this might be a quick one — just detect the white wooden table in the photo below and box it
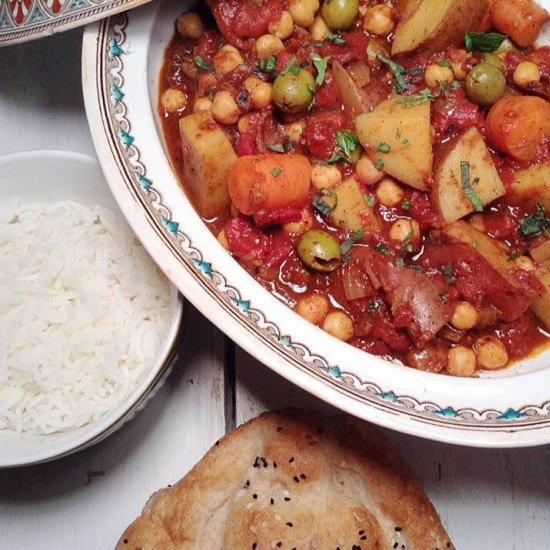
[1,28,550,550]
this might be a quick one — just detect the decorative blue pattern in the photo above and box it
[375,391,398,403]
[434,407,459,418]
[329,367,342,379]
[109,38,122,58]
[192,259,213,280]
[162,218,179,236]
[497,409,527,421]
[110,84,124,103]
[119,130,134,148]
[138,175,152,190]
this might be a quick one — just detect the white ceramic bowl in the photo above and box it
[82,3,550,447]
[0,150,183,467]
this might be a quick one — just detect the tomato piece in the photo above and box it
[305,112,347,160]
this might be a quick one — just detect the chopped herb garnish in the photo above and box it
[438,59,453,69]
[257,54,277,74]
[377,142,391,154]
[281,56,300,76]
[194,56,214,72]
[311,52,330,86]
[396,258,405,268]
[267,143,286,153]
[378,55,408,94]
[364,194,375,207]
[327,31,346,45]
[442,264,454,285]
[396,128,402,139]
[376,244,392,256]
[460,161,484,212]
[312,189,338,216]
[472,242,478,249]
[402,138,410,149]
[465,32,507,53]
[401,229,415,254]
[271,167,282,177]
[409,264,424,273]
[451,80,461,90]
[375,159,385,171]
[341,228,364,256]
[520,203,550,241]
[409,67,423,77]
[396,86,447,107]
[401,199,411,211]
[329,130,359,164]
[307,84,317,111]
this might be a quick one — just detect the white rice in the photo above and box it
[0,200,172,434]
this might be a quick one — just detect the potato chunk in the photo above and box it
[392,0,489,56]
[442,221,522,289]
[432,127,505,223]
[355,97,432,191]
[326,177,382,233]
[508,163,550,212]
[179,112,238,218]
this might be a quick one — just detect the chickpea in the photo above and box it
[425,63,455,88]
[362,4,394,36]
[475,335,509,370]
[244,76,263,93]
[295,293,330,324]
[237,114,251,134]
[449,50,470,80]
[177,12,204,39]
[310,16,329,41]
[283,208,315,235]
[284,122,305,143]
[289,0,320,27]
[255,34,285,60]
[447,346,477,377]
[389,219,420,242]
[211,91,240,125]
[321,310,355,341]
[161,88,187,113]
[193,97,213,113]
[251,82,273,109]
[513,61,541,88]
[376,178,404,207]
[311,163,343,190]
[268,10,294,39]
[515,255,535,271]
[451,301,479,331]
[213,44,244,75]
[356,154,385,185]
[218,229,229,250]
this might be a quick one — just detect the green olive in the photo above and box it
[484,53,507,74]
[321,0,359,31]
[273,69,316,114]
[297,230,342,272]
[465,62,506,106]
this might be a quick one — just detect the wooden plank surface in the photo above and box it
[0,29,228,549]
[235,347,550,550]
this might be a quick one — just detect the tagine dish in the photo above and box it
[157,0,550,378]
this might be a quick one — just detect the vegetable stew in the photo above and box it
[159,0,550,376]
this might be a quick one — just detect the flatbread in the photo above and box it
[116,409,454,549]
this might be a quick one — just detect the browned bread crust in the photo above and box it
[116,409,454,550]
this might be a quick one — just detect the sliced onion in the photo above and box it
[347,61,371,88]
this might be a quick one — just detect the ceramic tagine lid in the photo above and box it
[0,0,151,46]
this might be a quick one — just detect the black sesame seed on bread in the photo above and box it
[116,409,454,550]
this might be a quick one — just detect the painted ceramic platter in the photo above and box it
[0,0,150,47]
[83,0,550,447]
